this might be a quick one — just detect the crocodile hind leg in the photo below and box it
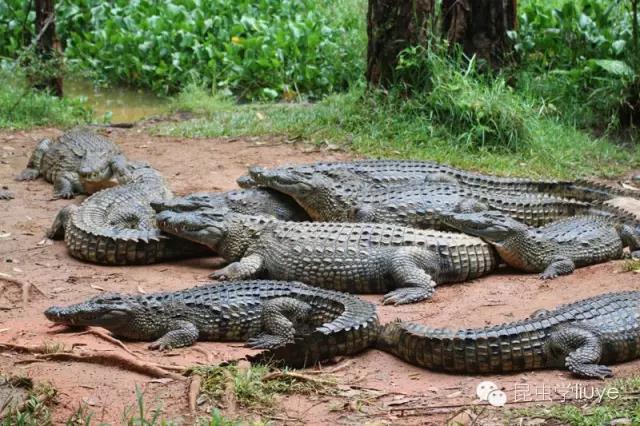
[16,138,51,181]
[148,320,199,350]
[618,224,640,259]
[549,325,613,379]
[539,256,575,280]
[383,248,439,305]
[47,205,78,239]
[210,254,265,280]
[246,297,313,349]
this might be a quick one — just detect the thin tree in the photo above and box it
[33,0,63,96]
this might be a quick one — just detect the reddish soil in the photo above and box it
[0,128,639,424]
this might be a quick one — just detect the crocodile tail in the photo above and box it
[555,179,640,203]
[64,222,210,265]
[588,202,640,226]
[376,320,548,374]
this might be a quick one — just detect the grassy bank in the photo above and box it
[159,81,639,180]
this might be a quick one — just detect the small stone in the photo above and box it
[609,419,632,426]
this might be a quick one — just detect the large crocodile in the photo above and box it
[44,280,380,367]
[48,161,210,265]
[441,210,640,279]
[248,167,595,228]
[16,129,128,198]
[156,210,497,305]
[376,291,640,378]
[151,188,310,222]
[239,160,639,202]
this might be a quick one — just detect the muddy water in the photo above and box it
[65,80,169,123]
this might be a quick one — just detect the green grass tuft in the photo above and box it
[507,377,640,426]
[0,67,92,130]
[193,364,334,413]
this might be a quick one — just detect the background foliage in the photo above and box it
[0,0,365,99]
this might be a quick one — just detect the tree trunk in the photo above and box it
[366,0,436,87]
[442,0,517,70]
[33,0,63,97]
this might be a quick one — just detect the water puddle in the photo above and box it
[65,80,169,123]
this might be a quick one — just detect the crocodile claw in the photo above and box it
[209,271,229,281]
[579,364,614,380]
[54,190,75,200]
[16,169,39,181]
[148,340,173,351]
[245,333,292,349]
[382,287,433,305]
[539,271,558,280]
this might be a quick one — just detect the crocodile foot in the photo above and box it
[572,364,614,380]
[246,333,293,349]
[148,340,174,351]
[382,287,434,305]
[53,190,76,200]
[539,271,558,280]
[16,168,40,181]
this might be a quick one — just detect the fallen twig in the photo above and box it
[35,352,184,380]
[188,374,202,414]
[74,329,140,359]
[0,343,62,354]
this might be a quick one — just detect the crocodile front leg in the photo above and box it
[210,253,265,280]
[383,248,439,305]
[539,256,575,280]
[148,320,199,350]
[16,138,51,181]
[47,204,78,239]
[53,172,81,199]
[246,297,313,349]
[549,325,613,379]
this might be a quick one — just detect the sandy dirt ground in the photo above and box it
[0,127,639,425]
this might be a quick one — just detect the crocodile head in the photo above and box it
[156,208,230,247]
[151,193,228,213]
[78,154,116,183]
[157,209,271,258]
[440,210,528,243]
[44,294,134,330]
[248,167,358,221]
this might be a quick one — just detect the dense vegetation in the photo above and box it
[0,0,364,99]
[0,0,638,177]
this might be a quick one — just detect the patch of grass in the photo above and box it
[0,67,92,130]
[506,377,640,426]
[159,79,639,179]
[0,378,56,426]
[621,259,640,273]
[193,363,334,413]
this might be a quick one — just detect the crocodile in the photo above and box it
[376,291,640,379]
[151,188,310,222]
[239,160,639,202]
[248,167,595,228]
[16,129,128,198]
[0,186,12,200]
[440,210,640,279]
[44,280,380,367]
[47,161,211,265]
[155,210,497,305]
